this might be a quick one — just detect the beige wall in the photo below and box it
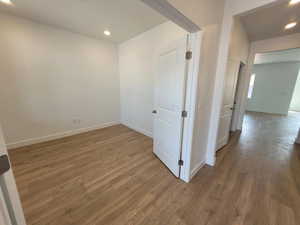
[0,13,120,148]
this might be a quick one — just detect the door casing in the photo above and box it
[0,126,27,225]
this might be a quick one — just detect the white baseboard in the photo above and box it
[205,154,216,166]
[190,161,205,179]
[121,121,153,138]
[7,121,119,149]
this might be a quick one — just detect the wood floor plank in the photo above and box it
[8,112,300,225]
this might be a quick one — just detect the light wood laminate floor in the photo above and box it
[9,112,300,225]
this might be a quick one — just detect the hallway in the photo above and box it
[8,112,300,225]
[215,111,300,224]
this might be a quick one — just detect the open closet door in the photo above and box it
[0,126,27,225]
[153,36,188,177]
[217,59,241,150]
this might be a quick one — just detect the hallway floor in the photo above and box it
[9,112,300,225]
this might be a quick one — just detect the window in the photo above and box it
[248,74,256,99]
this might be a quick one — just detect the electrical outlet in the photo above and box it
[73,119,81,125]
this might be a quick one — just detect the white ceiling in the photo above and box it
[254,48,300,64]
[0,0,168,43]
[240,1,300,41]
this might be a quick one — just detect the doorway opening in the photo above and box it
[217,60,246,151]
[243,48,300,143]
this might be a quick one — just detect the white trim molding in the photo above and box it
[190,161,205,180]
[6,122,119,149]
[121,122,153,138]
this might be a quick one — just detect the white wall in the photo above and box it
[246,62,300,115]
[290,70,300,112]
[0,13,120,148]
[190,25,220,171]
[119,21,186,137]
[228,18,250,63]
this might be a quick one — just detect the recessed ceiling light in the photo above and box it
[285,22,297,30]
[104,30,111,36]
[290,0,300,5]
[0,0,13,5]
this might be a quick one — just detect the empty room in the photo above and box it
[1,1,300,225]
[0,0,205,224]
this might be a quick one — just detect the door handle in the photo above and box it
[0,155,10,176]
[152,110,157,114]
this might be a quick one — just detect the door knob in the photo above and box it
[152,110,157,114]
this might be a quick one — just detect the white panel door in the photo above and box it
[217,59,240,150]
[0,126,27,225]
[153,37,187,177]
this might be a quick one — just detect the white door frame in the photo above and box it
[180,32,202,182]
[0,185,12,225]
[0,126,27,225]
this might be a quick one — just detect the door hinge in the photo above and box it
[178,159,184,166]
[182,110,188,118]
[186,51,192,60]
